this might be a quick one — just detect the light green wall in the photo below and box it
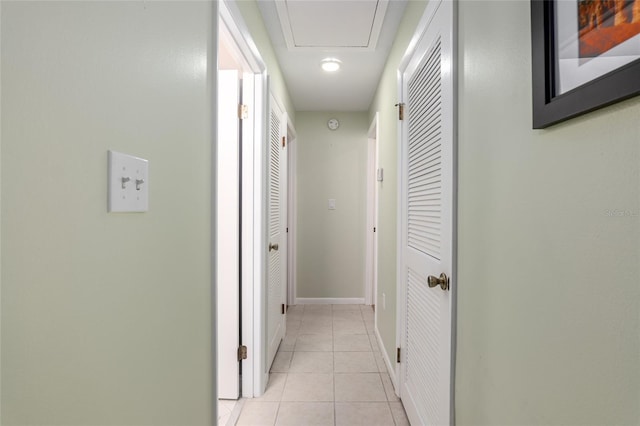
[1,2,215,424]
[367,0,428,369]
[456,1,639,423]
[235,0,296,124]
[296,112,369,299]
[371,0,639,422]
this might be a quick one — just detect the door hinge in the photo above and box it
[286,227,289,233]
[396,103,405,121]
[282,136,286,148]
[396,347,401,363]
[372,304,375,312]
[237,345,248,361]
[373,227,376,232]
[282,304,286,314]
[238,104,249,120]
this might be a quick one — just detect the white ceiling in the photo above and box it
[258,0,407,112]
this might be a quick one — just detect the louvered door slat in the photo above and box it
[267,95,286,370]
[407,36,443,261]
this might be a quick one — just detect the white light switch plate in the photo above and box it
[328,199,336,210]
[108,150,149,212]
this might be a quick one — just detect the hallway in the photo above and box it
[234,305,410,425]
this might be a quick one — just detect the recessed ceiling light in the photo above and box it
[321,58,341,72]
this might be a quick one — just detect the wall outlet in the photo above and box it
[382,293,386,310]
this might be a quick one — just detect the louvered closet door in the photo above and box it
[399,0,455,425]
[266,94,287,370]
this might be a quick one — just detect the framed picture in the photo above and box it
[531,0,640,129]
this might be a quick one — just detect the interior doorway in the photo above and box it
[365,113,380,310]
[217,0,269,406]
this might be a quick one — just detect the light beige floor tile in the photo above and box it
[389,401,411,426]
[335,402,395,426]
[217,411,230,426]
[289,351,334,373]
[280,335,297,352]
[369,334,381,352]
[334,373,387,401]
[236,401,279,426]
[303,309,333,318]
[334,334,372,352]
[364,319,375,332]
[288,305,304,313]
[333,319,367,335]
[334,351,378,373]
[275,402,334,426]
[286,312,303,323]
[217,400,233,426]
[374,351,388,373]
[286,320,301,336]
[380,373,400,401]
[270,351,293,373]
[332,310,363,320]
[300,321,333,335]
[295,334,333,351]
[281,373,334,401]
[304,304,332,312]
[255,373,287,401]
[332,304,362,311]
[302,314,333,324]
[361,309,374,320]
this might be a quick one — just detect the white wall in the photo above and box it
[296,112,369,299]
[1,2,215,424]
[456,1,639,423]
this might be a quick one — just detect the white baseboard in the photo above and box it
[295,297,365,305]
[375,327,398,395]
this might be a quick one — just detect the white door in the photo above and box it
[217,70,241,399]
[266,94,287,369]
[398,0,456,424]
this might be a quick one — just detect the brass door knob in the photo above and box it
[269,243,279,252]
[427,273,449,291]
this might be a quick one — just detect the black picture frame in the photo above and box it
[531,0,640,129]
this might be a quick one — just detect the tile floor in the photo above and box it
[234,304,410,426]
[218,399,242,426]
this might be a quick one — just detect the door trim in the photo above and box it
[395,0,458,422]
[219,0,268,399]
[286,117,297,307]
[365,113,380,308]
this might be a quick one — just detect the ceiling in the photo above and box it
[257,0,408,112]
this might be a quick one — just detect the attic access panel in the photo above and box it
[276,0,389,50]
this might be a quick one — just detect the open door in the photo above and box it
[397,0,456,424]
[217,69,241,399]
[266,94,287,369]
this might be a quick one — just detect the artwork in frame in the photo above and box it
[531,0,640,129]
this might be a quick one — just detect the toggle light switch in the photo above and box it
[108,150,149,212]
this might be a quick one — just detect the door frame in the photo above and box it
[395,0,458,421]
[286,118,298,307]
[219,0,269,398]
[365,113,380,308]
